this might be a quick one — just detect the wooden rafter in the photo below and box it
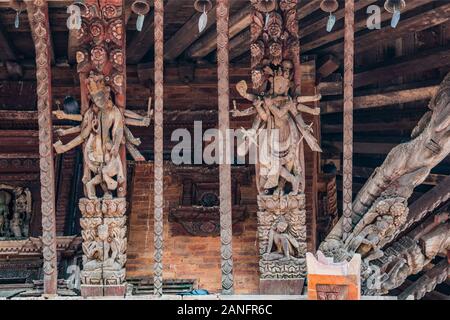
[305,0,432,53]
[126,0,178,64]
[323,1,450,55]
[164,3,218,61]
[187,4,252,60]
[354,45,450,89]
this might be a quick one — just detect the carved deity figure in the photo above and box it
[0,185,32,239]
[53,73,152,199]
[0,190,11,237]
[321,72,450,262]
[232,61,321,196]
[264,216,300,261]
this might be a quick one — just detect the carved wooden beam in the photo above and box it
[342,0,354,241]
[217,0,233,295]
[26,0,58,296]
[163,3,218,61]
[321,85,439,114]
[187,4,252,60]
[153,0,164,296]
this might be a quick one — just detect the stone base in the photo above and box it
[259,279,305,295]
[81,284,127,297]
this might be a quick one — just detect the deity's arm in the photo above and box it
[124,109,151,127]
[230,103,257,117]
[255,100,268,121]
[53,110,83,122]
[297,94,321,103]
[296,103,321,116]
[53,113,92,154]
[124,126,141,146]
[56,125,82,137]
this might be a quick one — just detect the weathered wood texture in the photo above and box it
[26,0,58,296]
[153,0,164,296]
[216,0,234,295]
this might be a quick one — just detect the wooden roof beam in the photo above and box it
[187,4,252,60]
[0,18,23,79]
[321,84,439,113]
[320,0,450,55]
[163,3,218,61]
[354,45,450,89]
[126,0,178,64]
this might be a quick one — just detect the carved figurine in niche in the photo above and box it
[232,60,321,196]
[0,185,32,239]
[264,216,300,261]
[53,72,152,199]
[0,190,11,237]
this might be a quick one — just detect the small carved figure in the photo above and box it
[0,185,32,239]
[0,190,11,237]
[264,216,300,261]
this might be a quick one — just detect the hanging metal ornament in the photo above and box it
[131,0,150,32]
[320,0,339,32]
[14,9,20,28]
[9,0,26,29]
[384,0,406,28]
[194,0,212,33]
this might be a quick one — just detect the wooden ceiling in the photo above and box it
[0,0,449,299]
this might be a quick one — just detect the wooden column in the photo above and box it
[153,0,164,296]
[342,0,354,241]
[26,0,58,296]
[216,0,234,295]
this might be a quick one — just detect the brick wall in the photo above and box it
[126,162,260,294]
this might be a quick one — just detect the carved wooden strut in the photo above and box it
[217,0,234,295]
[153,0,164,296]
[27,0,58,296]
[342,0,354,242]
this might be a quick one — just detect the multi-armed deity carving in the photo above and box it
[232,0,321,284]
[319,72,450,295]
[0,184,32,239]
[52,1,150,293]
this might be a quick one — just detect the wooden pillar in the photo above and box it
[342,0,354,241]
[26,0,58,296]
[153,0,164,296]
[216,0,234,295]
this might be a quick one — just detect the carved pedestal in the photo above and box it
[257,194,307,294]
[79,198,127,297]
